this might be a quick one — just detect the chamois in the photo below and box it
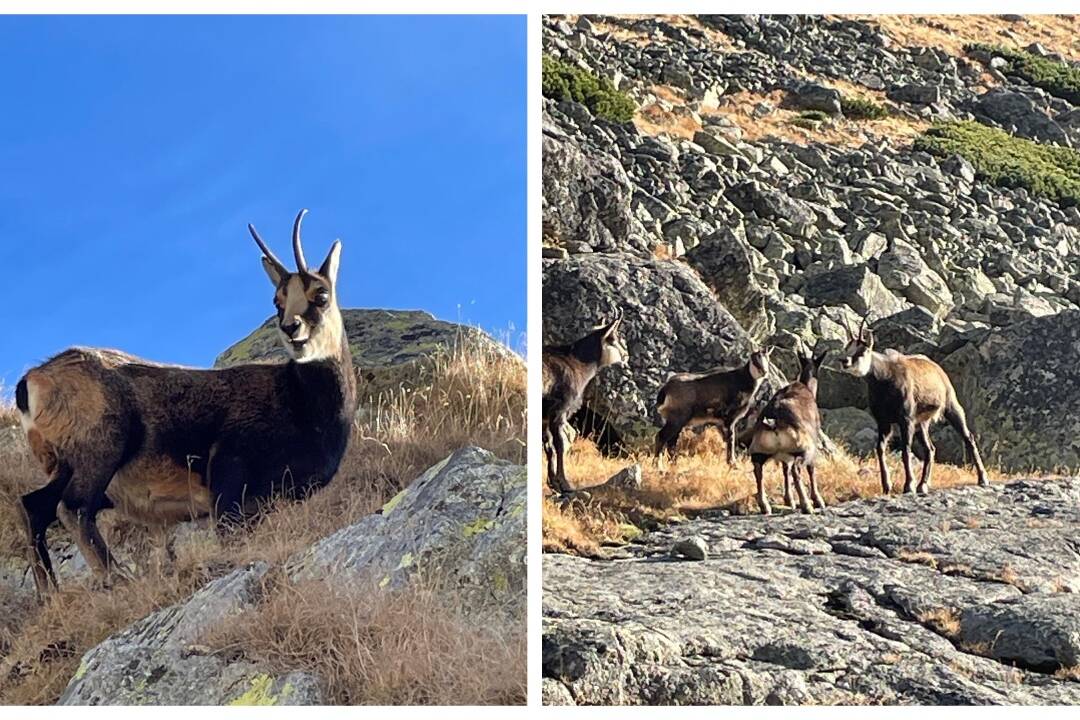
[837,313,989,495]
[654,348,772,466]
[542,315,628,495]
[15,210,357,601]
[748,343,828,515]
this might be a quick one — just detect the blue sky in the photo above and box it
[0,15,525,390]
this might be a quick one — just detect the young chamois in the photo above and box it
[542,315,628,495]
[15,210,357,601]
[748,342,828,515]
[654,348,772,466]
[837,313,989,495]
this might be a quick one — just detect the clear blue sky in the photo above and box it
[0,15,525,390]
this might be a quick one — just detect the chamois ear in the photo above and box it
[814,350,829,369]
[604,316,622,336]
[261,256,287,287]
[863,329,875,349]
[319,240,342,285]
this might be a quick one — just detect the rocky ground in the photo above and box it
[544,476,1080,705]
[542,14,1080,472]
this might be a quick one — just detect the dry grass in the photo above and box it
[917,607,962,637]
[542,431,1015,556]
[0,335,525,704]
[206,575,524,705]
[850,14,1080,63]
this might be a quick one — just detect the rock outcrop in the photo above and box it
[58,447,525,705]
[544,477,1080,705]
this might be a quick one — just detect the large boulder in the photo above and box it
[543,253,768,447]
[542,129,650,254]
[289,446,526,610]
[938,310,1080,472]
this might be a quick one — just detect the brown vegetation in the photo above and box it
[852,14,1080,63]
[0,336,525,704]
[543,431,1015,556]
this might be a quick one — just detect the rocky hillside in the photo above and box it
[544,476,1080,705]
[542,14,1080,472]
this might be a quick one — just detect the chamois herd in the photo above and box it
[543,312,989,514]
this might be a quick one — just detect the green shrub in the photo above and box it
[967,43,1080,106]
[797,109,830,122]
[541,55,635,124]
[914,120,1080,206]
[840,95,888,120]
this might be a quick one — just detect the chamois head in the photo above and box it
[249,209,345,362]
[795,341,828,395]
[748,347,773,381]
[836,313,874,377]
[597,313,628,368]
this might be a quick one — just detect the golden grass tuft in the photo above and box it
[206,576,525,705]
[917,607,962,638]
[542,431,1016,556]
[0,335,525,704]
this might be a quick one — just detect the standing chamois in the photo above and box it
[748,342,828,514]
[542,315,628,495]
[654,348,772,466]
[837,313,989,495]
[15,210,357,601]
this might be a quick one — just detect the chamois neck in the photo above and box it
[868,351,892,379]
[570,331,604,367]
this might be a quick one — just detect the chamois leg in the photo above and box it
[916,422,935,495]
[791,459,813,514]
[723,420,738,467]
[781,462,793,507]
[654,418,684,464]
[209,450,259,527]
[875,424,894,495]
[945,403,989,487]
[57,479,127,587]
[549,417,572,495]
[807,463,826,510]
[898,421,916,494]
[18,467,72,601]
[751,453,771,515]
[544,425,557,483]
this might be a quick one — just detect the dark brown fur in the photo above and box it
[748,347,827,515]
[542,319,626,495]
[654,350,770,466]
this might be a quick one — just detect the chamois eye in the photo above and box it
[313,290,330,307]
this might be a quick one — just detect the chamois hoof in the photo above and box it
[757,501,772,516]
[977,477,990,488]
[916,484,929,496]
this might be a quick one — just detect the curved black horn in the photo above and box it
[857,312,869,341]
[248,223,288,274]
[292,208,310,273]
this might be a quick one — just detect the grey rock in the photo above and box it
[802,265,905,320]
[289,446,526,609]
[545,478,1080,705]
[671,536,709,561]
[788,83,842,115]
[939,310,1080,472]
[685,228,773,341]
